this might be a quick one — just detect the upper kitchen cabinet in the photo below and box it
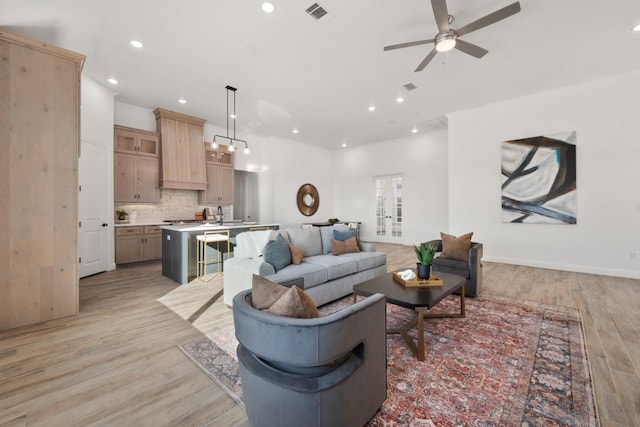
[153,108,207,190]
[0,30,85,331]
[114,125,160,203]
[200,143,235,205]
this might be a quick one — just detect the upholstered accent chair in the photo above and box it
[232,289,387,427]
[422,239,484,297]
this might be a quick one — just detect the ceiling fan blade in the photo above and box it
[431,0,451,33]
[456,2,521,37]
[383,39,435,51]
[415,48,438,72]
[454,38,488,58]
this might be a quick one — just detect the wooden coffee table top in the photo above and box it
[353,270,466,310]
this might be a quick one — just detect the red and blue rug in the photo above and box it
[179,294,599,426]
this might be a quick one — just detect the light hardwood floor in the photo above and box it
[1,243,638,426]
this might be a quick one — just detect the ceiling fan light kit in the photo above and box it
[384,0,521,71]
[435,31,457,52]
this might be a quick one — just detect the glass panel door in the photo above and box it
[373,174,403,242]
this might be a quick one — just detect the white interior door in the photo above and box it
[79,141,110,277]
[373,174,403,243]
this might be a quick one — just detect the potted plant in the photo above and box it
[413,243,437,280]
[116,209,128,221]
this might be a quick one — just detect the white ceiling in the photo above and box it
[2,0,640,149]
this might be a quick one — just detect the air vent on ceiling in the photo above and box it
[306,3,329,20]
[403,83,418,91]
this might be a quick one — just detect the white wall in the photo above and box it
[114,102,335,228]
[333,130,449,244]
[448,70,640,279]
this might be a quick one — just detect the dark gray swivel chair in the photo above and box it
[233,289,387,427]
[422,239,483,297]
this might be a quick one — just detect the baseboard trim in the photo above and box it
[484,256,640,280]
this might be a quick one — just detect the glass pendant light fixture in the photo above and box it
[210,85,250,154]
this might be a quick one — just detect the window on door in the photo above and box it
[373,174,403,242]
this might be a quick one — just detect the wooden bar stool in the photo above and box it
[196,230,230,282]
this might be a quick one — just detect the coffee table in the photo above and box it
[353,271,466,361]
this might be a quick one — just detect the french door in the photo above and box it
[373,174,403,243]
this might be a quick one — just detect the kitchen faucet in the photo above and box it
[217,205,223,225]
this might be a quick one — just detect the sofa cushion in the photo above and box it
[331,237,360,255]
[289,244,304,265]
[266,262,328,290]
[441,232,473,262]
[320,224,349,254]
[251,274,318,318]
[287,227,323,257]
[340,251,386,272]
[304,254,358,280]
[263,234,291,272]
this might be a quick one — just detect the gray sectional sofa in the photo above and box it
[223,225,387,306]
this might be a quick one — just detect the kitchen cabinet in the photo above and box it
[153,108,207,190]
[1,30,84,331]
[115,226,162,264]
[114,126,160,203]
[199,144,235,205]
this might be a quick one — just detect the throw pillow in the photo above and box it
[440,232,473,262]
[251,274,318,318]
[263,234,292,272]
[333,229,356,242]
[331,236,360,255]
[266,285,319,319]
[251,274,289,310]
[289,244,304,264]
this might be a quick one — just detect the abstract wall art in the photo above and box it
[501,131,577,224]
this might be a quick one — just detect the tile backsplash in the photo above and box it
[115,189,233,223]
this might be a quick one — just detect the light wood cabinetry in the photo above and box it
[115,226,162,264]
[153,108,207,190]
[199,144,235,205]
[0,30,85,331]
[114,126,160,203]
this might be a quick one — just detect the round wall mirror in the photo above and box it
[297,183,319,216]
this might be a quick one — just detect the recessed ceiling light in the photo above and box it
[178,99,186,104]
[130,40,143,48]
[412,127,418,134]
[292,128,299,134]
[396,97,404,103]
[262,2,275,13]
[107,78,118,85]
[368,106,376,112]
[633,24,640,32]
[342,142,347,148]
[230,114,236,119]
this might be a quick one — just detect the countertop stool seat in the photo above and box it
[196,230,230,282]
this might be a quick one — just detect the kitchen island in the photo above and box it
[161,222,279,284]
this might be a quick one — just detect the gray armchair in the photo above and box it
[422,239,483,297]
[233,289,387,427]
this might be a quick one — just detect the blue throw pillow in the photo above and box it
[333,229,356,242]
[263,234,292,272]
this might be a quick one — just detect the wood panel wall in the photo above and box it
[0,30,85,331]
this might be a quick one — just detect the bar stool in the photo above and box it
[196,230,230,282]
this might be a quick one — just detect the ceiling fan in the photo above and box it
[384,0,521,72]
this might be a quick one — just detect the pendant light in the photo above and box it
[211,85,250,154]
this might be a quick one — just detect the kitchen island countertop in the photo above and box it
[160,222,279,232]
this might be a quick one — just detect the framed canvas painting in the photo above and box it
[501,131,577,224]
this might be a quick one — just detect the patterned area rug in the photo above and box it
[178,294,599,426]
